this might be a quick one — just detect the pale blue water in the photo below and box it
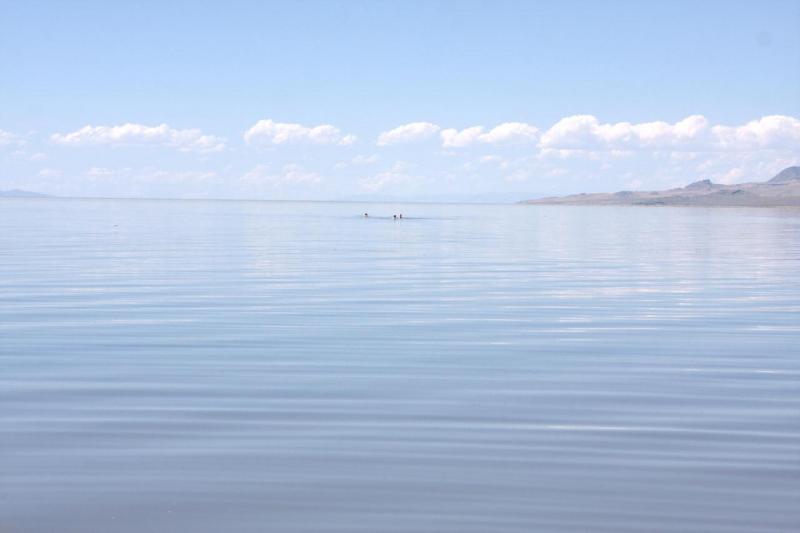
[2,198,799,533]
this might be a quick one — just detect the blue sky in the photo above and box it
[1,0,798,200]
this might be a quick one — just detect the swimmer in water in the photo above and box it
[393,215,397,220]
[399,214,403,219]
[364,213,368,217]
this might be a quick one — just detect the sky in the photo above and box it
[1,0,799,201]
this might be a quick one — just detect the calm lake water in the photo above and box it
[2,198,799,533]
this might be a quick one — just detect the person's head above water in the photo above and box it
[393,214,397,219]
[364,213,368,217]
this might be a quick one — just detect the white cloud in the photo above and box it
[441,122,539,147]
[22,114,799,200]
[384,114,794,152]
[440,126,484,148]
[539,114,711,151]
[359,161,418,192]
[86,167,115,177]
[244,119,356,146]
[537,148,594,160]
[712,115,800,150]
[0,129,15,146]
[377,122,440,146]
[51,123,226,153]
[537,114,800,152]
[37,168,62,177]
[690,151,800,187]
[481,122,540,144]
[716,167,746,185]
[504,169,533,182]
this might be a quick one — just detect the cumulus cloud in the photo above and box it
[712,115,800,150]
[537,114,800,152]
[381,115,799,152]
[440,126,483,148]
[51,123,226,153]
[441,122,539,147]
[539,115,711,151]
[244,119,356,146]
[481,122,540,144]
[377,122,440,146]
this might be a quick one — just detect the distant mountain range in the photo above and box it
[523,166,800,207]
[0,189,51,198]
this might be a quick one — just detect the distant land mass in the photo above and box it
[0,189,51,198]
[523,166,800,207]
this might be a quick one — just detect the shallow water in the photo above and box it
[2,198,799,532]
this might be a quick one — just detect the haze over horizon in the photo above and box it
[2,0,799,201]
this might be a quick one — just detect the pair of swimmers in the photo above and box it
[363,213,403,219]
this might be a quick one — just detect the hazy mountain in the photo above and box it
[0,189,51,198]
[768,166,800,184]
[523,167,800,207]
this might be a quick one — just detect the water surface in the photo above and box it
[2,199,799,532]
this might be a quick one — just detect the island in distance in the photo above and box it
[0,189,51,198]
[523,166,800,207]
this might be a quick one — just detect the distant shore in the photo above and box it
[522,166,800,208]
